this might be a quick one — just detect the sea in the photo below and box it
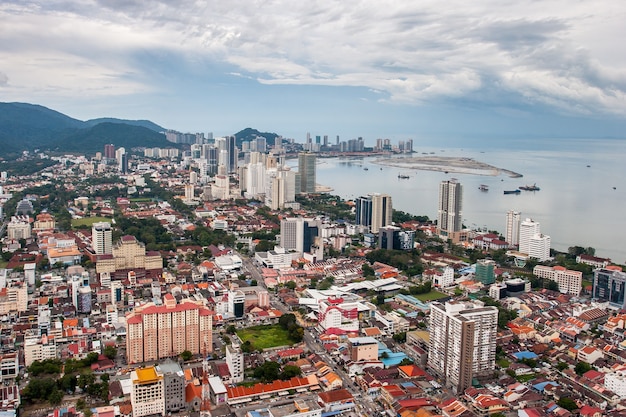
[289,137,626,263]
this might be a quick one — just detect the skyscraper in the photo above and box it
[515,222,552,261]
[505,210,522,246]
[92,222,112,255]
[355,195,373,227]
[371,193,392,233]
[438,180,463,236]
[226,135,237,173]
[297,152,316,194]
[428,301,498,394]
[104,143,115,159]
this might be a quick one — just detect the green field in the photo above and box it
[414,290,449,302]
[71,217,113,228]
[236,325,294,350]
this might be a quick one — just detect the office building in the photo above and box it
[348,337,379,362]
[371,193,392,233]
[428,301,498,394]
[297,152,316,194]
[378,226,414,250]
[104,143,115,159]
[279,218,322,259]
[131,366,165,417]
[437,180,463,236]
[475,259,496,285]
[533,265,582,296]
[528,234,551,261]
[592,268,626,309]
[505,210,521,247]
[126,296,213,364]
[227,135,237,173]
[355,195,373,228]
[92,222,112,255]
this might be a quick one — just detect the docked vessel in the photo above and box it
[504,189,521,194]
[519,184,540,191]
[479,184,489,191]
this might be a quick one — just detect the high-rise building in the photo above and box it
[227,136,237,173]
[593,267,626,309]
[297,152,316,194]
[519,218,540,255]
[371,193,392,234]
[355,195,373,228]
[130,366,165,417]
[92,222,112,255]
[104,143,115,159]
[226,343,244,383]
[533,265,582,296]
[437,180,463,235]
[505,210,521,247]
[428,301,498,394]
[528,234,551,261]
[125,297,213,364]
[475,259,496,284]
[280,218,319,255]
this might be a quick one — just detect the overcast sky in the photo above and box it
[1,1,626,143]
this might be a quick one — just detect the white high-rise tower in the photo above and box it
[437,180,463,235]
[505,210,522,246]
[92,222,112,255]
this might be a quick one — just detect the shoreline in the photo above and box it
[372,156,523,178]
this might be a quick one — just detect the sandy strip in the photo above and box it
[372,156,523,177]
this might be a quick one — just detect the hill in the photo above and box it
[51,123,170,154]
[0,102,170,157]
[84,118,164,132]
[234,127,279,148]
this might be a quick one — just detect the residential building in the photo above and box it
[226,343,244,383]
[505,210,521,247]
[428,301,498,394]
[131,366,165,417]
[6,216,31,240]
[518,218,540,255]
[605,368,626,398]
[533,265,582,296]
[528,233,551,261]
[355,195,373,228]
[437,180,463,236]
[0,353,19,383]
[593,267,626,309]
[125,296,213,364]
[279,217,322,260]
[296,152,316,194]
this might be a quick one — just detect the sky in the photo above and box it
[1,0,626,143]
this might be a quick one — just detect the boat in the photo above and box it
[398,174,410,179]
[504,189,521,195]
[587,165,591,168]
[363,167,368,171]
[479,184,489,191]
[519,184,540,191]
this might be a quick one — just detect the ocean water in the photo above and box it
[291,138,626,263]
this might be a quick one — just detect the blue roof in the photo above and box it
[533,381,560,392]
[512,351,538,360]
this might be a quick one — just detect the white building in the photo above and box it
[317,297,360,332]
[528,234,551,262]
[518,218,541,255]
[226,343,244,383]
[605,368,626,399]
[438,180,463,235]
[533,265,582,296]
[131,367,165,417]
[92,222,112,255]
[428,301,498,394]
[6,216,31,240]
[505,210,521,247]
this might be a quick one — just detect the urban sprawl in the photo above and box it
[0,132,623,417]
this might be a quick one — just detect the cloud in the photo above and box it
[0,0,625,118]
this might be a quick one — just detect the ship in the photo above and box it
[363,167,368,171]
[519,184,540,191]
[478,184,489,191]
[503,189,521,195]
[398,174,410,179]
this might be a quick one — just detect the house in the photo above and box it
[317,389,355,413]
[578,346,603,365]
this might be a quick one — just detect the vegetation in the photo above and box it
[392,210,429,223]
[114,216,174,250]
[252,361,302,383]
[295,193,352,220]
[237,324,296,351]
[365,249,424,276]
[71,216,113,228]
[414,290,449,302]
[557,397,578,411]
[575,361,592,376]
[278,313,304,343]
[479,297,518,329]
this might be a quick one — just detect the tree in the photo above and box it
[253,361,281,382]
[575,361,591,376]
[556,362,568,371]
[280,365,302,380]
[226,325,237,335]
[392,332,407,343]
[103,345,117,360]
[361,263,375,278]
[285,281,297,290]
[48,389,64,405]
[557,397,578,411]
[180,350,193,361]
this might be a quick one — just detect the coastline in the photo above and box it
[372,156,523,178]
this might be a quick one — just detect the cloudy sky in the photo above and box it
[1,0,625,142]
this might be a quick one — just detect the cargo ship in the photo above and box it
[503,189,521,195]
[519,184,540,191]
